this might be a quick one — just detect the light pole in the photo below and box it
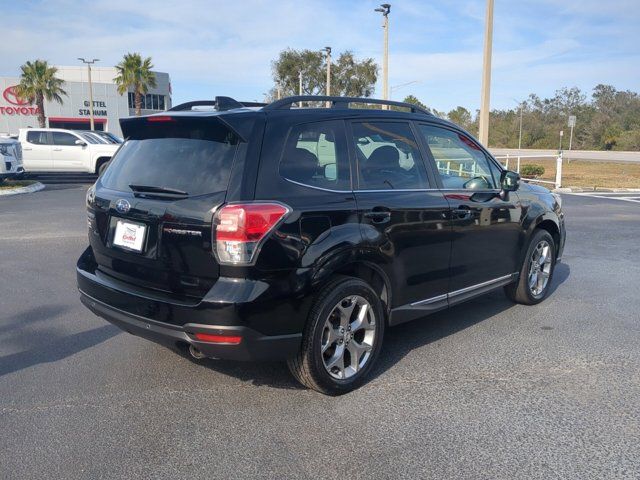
[299,71,303,96]
[478,0,494,145]
[78,57,99,130]
[375,4,391,104]
[512,99,524,150]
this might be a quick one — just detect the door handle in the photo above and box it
[364,208,391,224]
[453,206,473,220]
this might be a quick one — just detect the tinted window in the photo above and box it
[419,125,499,190]
[280,120,350,190]
[52,132,81,146]
[26,131,49,145]
[352,121,428,190]
[100,118,239,196]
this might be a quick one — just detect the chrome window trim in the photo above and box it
[282,177,352,194]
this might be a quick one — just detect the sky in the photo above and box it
[1,0,639,113]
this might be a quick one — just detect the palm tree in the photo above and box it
[15,60,67,128]
[114,53,157,116]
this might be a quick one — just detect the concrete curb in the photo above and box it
[0,182,45,197]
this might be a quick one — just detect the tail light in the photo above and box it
[213,202,290,265]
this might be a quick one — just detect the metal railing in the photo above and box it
[494,151,563,189]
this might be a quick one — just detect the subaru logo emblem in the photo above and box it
[115,199,131,214]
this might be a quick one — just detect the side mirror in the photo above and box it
[75,139,87,147]
[323,163,337,181]
[501,170,520,192]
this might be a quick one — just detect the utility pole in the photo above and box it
[299,71,303,95]
[78,58,99,130]
[322,47,331,107]
[478,0,494,145]
[375,4,391,105]
[518,103,523,150]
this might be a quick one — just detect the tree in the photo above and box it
[447,106,473,131]
[270,48,377,99]
[15,60,66,128]
[402,95,444,117]
[114,53,157,116]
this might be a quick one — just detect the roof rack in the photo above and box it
[169,96,267,112]
[263,95,433,116]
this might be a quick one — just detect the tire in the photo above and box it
[97,160,110,176]
[505,229,556,305]
[287,276,385,395]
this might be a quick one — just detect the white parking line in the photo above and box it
[564,192,640,204]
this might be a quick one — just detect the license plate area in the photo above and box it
[112,219,148,253]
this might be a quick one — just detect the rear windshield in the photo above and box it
[100,118,239,196]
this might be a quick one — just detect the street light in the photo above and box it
[78,57,99,131]
[375,4,391,104]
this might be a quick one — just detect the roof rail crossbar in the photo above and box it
[169,96,266,112]
[263,95,433,116]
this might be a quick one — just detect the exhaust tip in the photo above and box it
[188,344,206,360]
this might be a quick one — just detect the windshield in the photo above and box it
[100,118,239,196]
[78,132,101,144]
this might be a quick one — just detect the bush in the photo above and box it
[520,164,545,177]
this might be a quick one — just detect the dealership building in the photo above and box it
[0,66,172,137]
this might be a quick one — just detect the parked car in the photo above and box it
[19,128,119,174]
[77,95,566,395]
[0,135,24,180]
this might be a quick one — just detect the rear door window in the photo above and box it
[100,117,239,196]
[351,121,429,190]
[279,120,350,190]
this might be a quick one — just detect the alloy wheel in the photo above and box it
[321,295,376,380]
[528,240,553,296]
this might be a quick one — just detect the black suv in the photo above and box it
[77,95,566,394]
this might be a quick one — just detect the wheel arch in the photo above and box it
[94,156,112,174]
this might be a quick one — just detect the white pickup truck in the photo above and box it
[19,128,120,174]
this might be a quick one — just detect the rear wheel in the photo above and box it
[288,276,385,395]
[505,229,556,305]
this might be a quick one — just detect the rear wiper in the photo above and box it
[129,184,189,196]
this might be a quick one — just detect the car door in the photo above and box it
[51,131,87,171]
[417,123,523,300]
[21,130,52,171]
[349,120,452,322]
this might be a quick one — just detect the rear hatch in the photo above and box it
[88,115,241,299]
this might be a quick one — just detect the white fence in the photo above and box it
[494,152,563,189]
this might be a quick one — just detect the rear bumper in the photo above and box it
[79,290,301,361]
[77,246,305,361]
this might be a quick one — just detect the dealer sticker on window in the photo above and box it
[113,220,147,252]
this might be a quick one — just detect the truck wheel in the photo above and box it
[504,229,556,305]
[97,160,110,176]
[287,276,385,395]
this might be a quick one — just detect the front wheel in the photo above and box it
[288,276,385,395]
[505,229,556,305]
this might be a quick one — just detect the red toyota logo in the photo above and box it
[3,86,29,106]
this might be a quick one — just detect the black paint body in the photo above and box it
[77,105,566,360]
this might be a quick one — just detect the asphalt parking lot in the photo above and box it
[1,185,639,479]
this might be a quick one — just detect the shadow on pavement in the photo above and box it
[0,324,120,377]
